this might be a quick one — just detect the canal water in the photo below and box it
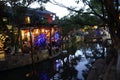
[0,44,104,80]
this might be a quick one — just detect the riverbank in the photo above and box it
[87,58,117,80]
[0,50,61,71]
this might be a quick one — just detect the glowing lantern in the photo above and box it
[25,16,31,24]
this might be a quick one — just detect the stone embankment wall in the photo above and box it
[0,51,49,71]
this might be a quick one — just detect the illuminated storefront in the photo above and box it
[0,34,9,60]
[20,26,61,53]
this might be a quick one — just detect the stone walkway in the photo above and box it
[87,59,106,80]
[87,58,118,80]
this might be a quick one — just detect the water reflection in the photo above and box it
[50,44,104,80]
[75,50,88,80]
[50,49,91,80]
[25,43,104,80]
[52,57,78,80]
[0,44,104,80]
[38,71,49,80]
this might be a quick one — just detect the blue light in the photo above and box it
[38,71,49,80]
[54,31,60,42]
[34,34,47,47]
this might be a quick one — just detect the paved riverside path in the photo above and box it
[87,57,118,80]
[87,59,106,80]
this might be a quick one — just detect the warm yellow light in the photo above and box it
[21,30,25,40]
[25,73,30,77]
[25,16,31,24]
[21,30,31,41]
[7,25,12,30]
[0,40,4,50]
[41,28,44,33]
[51,28,54,35]
[27,32,30,37]
[47,33,50,37]
[0,52,5,61]
[82,29,85,32]
[3,17,7,22]
[34,29,39,34]
[45,30,48,33]
[93,25,98,29]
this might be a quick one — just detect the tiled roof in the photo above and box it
[27,8,55,15]
[35,9,55,15]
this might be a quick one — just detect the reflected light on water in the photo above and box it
[75,50,85,57]
[75,50,88,80]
